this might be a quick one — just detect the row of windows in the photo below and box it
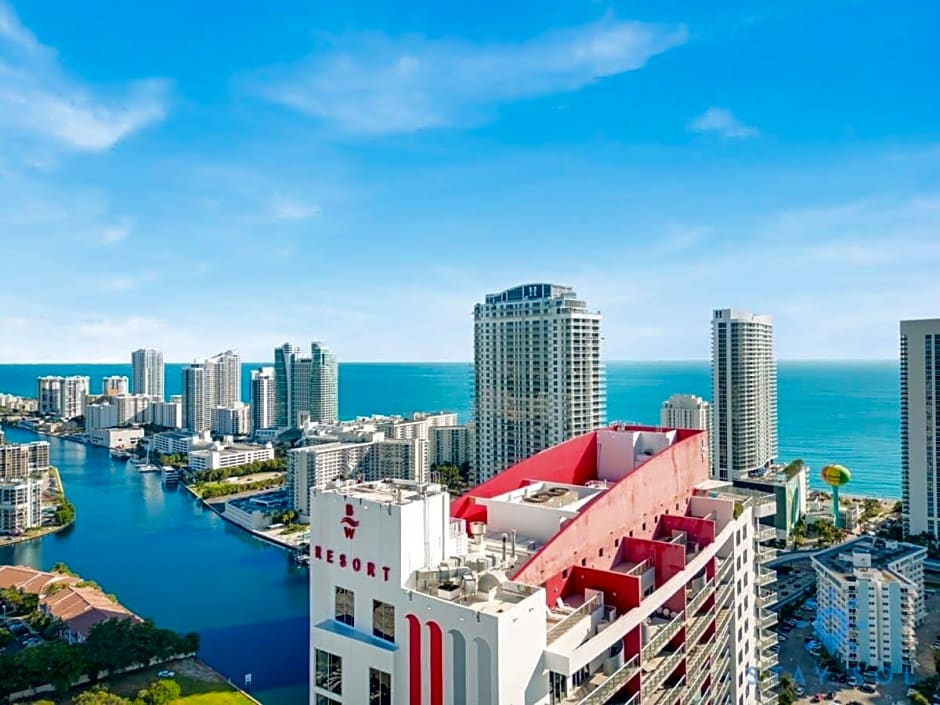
[335,586,395,643]
[314,649,391,704]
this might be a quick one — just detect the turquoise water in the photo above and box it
[0,361,900,497]
[0,361,900,703]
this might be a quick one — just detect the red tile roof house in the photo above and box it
[0,565,141,644]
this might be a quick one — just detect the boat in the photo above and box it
[111,450,132,461]
[137,464,160,473]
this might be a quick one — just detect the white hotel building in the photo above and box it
[308,425,779,705]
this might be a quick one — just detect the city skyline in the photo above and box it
[1,1,938,364]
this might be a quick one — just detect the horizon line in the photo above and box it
[0,358,900,365]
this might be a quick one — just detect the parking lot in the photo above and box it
[777,592,940,705]
[0,616,43,653]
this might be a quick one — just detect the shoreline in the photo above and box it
[0,464,74,546]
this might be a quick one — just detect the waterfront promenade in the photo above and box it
[0,427,308,705]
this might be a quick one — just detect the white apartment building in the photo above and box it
[149,398,183,429]
[37,376,89,419]
[0,440,49,479]
[84,402,119,432]
[662,394,711,475]
[115,394,152,426]
[101,375,129,397]
[474,283,606,483]
[250,367,276,432]
[813,537,926,674]
[131,348,165,399]
[288,438,427,521]
[207,349,242,409]
[0,394,38,412]
[88,427,144,450]
[307,426,777,705]
[711,309,778,481]
[188,441,275,472]
[211,403,251,437]
[0,478,43,535]
[429,424,473,468]
[900,318,940,537]
[182,363,209,433]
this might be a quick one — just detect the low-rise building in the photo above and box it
[152,430,211,456]
[88,427,145,450]
[813,536,926,674]
[188,440,275,472]
[0,393,38,412]
[212,403,251,437]
[224,490,290,531]
[733,460,808,541]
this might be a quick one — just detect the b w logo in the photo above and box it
[341,503,360,539]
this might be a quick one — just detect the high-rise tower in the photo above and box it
[473,283,605,483]
[310,342,338,424]
[250,367,276,432]
[711,308,777,481]
[131,348,164,400]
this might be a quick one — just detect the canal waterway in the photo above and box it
[0,426,308,705]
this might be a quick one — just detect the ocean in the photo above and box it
[0,360,901,498]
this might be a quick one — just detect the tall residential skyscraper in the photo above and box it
[900,318,940,537]
[206,350,241,409]
[37,376,89,419]
[310,342,338,424]
[473,283,605,482]
[131,348,165,400]
[101,376,129,397]
[274,341,339,428]
[181,363,209,433]
[274,343,301,428]
[711,308,778,481]
[250,367,276,432]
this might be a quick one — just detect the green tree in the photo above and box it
[911,692,930,705]
[0,626,12,648]
[74,687,132,705]
[52,561,76,576]
[778,674,796,705]
[137,679,181,705]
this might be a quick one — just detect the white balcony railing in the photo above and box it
[687,578,715,615]
[547,594,603,645]
[642,610,685,661]
[643,647,685,694]
[571,655,640,705]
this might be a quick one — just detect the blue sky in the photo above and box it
[0,0,938,363]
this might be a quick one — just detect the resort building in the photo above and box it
[101,375,129,397]
[307,424,779,705]
[0,439,49,479]
[473,283,606,483]
[88,427,144,450]
[132,348,165,399]
[151,430,211,456]
[900,318,940,538]
[187,440,275,472]
[711,309,777,482]
[251,366,277,432]
[84,401,119,432]
[37,375,89,420]
[812,536,926,674]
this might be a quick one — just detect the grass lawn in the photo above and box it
[60,662,255,705]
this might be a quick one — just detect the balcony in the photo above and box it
[564,655,640,705]
[716,557,733,584]
[645,675,685,705]
[757,568,776,587]
[716,606,732,634]
[687,578,715,615]
[688,643,711,674]
[716,582,733,607]
[756,525,776,542]
[687,612,713,646]
[547,594,604,645]
[760,611,777,629]
[686,655,711,699]
[643,647,685,694]
[758,546,778,564]
[758,629,777,651]
[759,650,779,670]
[760,673,780,694]
[757,588,777,608]
[642,610,685,661]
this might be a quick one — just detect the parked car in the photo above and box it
[157,670,175,678]
[826,692,836,700]
[811,695,824,703]
[859,684,876,694]
[796,687,806,697]
[847,676,860,687]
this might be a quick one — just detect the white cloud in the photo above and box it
[0,1,169,152]
[269,194,321,220]
[251,19,688,134]
[100,225,130,244]
[688,107,758,138]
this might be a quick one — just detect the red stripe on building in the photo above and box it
[406,614,421,705]
[428,621,443,705]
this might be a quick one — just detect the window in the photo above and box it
[373,600,395,643]
[315,649,342,694]
[369,668,392,705]
[335,586,354,626]
[316,696,340,705]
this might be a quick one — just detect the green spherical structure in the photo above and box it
[820,464,851,488]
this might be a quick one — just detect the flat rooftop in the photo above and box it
[814,536,926,582]
[322,478,446,506]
